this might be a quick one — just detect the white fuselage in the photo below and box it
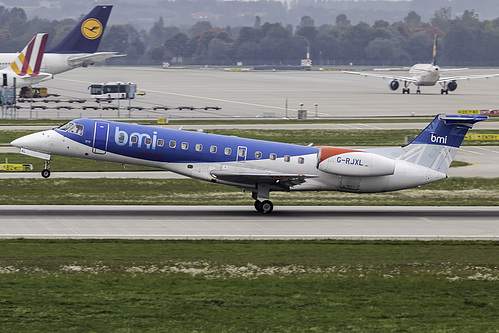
[409,63,441,86]
[0,53,90,76]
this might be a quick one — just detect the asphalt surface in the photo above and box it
[0,205,497,240]
[6,66,499,119]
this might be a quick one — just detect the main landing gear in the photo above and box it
[41,159,51,178]
[402,81,412,94]
[252,184,274,214]
[254,199,274,214]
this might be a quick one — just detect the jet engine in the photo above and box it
[448,80,457,91]
[389,80,399,91]
[318,151,396,177]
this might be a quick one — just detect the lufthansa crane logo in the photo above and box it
[81,18,103,40]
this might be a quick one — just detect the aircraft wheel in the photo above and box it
[259,200,274,214]
[41,169,51,178]
[254,200,263,213]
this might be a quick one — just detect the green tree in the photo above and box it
[101,25,129,53]
[165,32,189,63]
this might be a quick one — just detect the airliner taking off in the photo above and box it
[0,5,118,76]
[11,114,486,213]
[347,35,499,94]
[1,33,52,88]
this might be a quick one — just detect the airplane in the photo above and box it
[346,34,499,94]
[11,114,486,214]
[0,5,119,76]
[1,33,52,88]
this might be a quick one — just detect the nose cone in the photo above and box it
[11,130,53,152]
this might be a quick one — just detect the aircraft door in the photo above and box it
[92,122,109,154]
[237,146,247,162]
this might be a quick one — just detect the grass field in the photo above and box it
[0,239,498,332]
[0,177,498,206]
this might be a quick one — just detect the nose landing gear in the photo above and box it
[41,159,51,178]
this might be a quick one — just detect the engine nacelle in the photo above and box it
[318,152,396,177]
[448,80,457,91]
[389,80,399,91]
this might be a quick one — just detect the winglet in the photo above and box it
[9,33,49,77]
[46,5,112,54]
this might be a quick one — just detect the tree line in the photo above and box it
[2,6,499,67]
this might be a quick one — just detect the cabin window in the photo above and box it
[238,149,246,157]
[224,147,232,155]
[157,139,164,147]
[210,146,217,153]
[255,151,262,159]
[145,137,152,145]
[68,124,84,136]
[195,144,203,151]
[270,153,277,161]
[298,157,305,164]
[284,155,290,162]
[182,142,189,150]
[169,140,176,148]
[130,136,138,143]
[118,134,125,143]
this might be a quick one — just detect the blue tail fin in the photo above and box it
[401,114,487,173]
[46,5,112,54]
[431,34,437,66]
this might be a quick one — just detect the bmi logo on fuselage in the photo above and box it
[114,127,157,149]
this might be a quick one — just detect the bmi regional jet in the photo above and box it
[0,5,118,76]
[346,35,499,94]
[11,114,486,213]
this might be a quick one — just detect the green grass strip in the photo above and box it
[0,239,497,331]
[0,177,498,205]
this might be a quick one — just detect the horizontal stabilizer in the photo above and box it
[68,52,123,66]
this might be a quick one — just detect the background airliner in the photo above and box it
[11,114,486,213]
[1,33,52,88]
[0,5,118,76]
[347,35,499,94]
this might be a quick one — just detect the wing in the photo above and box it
[211,170,317,190]
[438,73,499,83]
[68,52,125,67]
[345,71,417,83]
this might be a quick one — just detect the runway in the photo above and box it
[0,205,497,240]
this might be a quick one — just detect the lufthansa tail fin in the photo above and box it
[46,5,112,54]
[431,34,437,66]
[400,114,487,173]
[8,33,49,77]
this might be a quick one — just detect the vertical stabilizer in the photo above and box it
[9,33,48,77]
[431,34,437,66]
[46,5,112,54]
[400,114,487,173]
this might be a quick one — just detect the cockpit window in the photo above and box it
[58,122,74,131]
[68,124,84,136]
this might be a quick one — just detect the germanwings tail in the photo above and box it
[46,5,112,54]
[9,33,48,77]
[400,114,487,173]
